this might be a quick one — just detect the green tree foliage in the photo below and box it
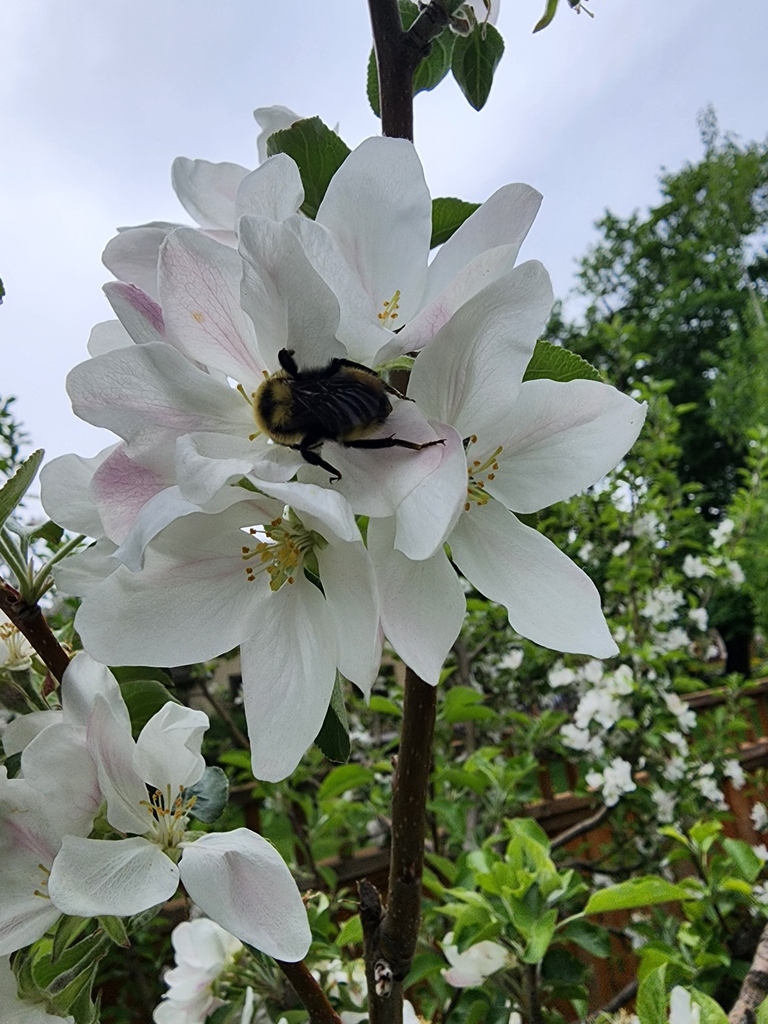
[553,110,768,512]
[0,396,27,477]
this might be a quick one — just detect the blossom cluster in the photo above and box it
[0,654,310,975]
[40,110,647,785]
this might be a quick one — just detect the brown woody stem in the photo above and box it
[275,960,343,1024]
[0,583,70,682]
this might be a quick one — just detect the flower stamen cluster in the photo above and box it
[465,439,502,511]
[240,513,320,590]
[378,289,401,324]
[138,784,196,852]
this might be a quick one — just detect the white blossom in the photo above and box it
[441,933,511,987]
[751,803,768,832]
[664,693,697,733]
[688,608,708,631]
[726,560,746,585]
[498,648,524,671]
[0,613,35,672]
[651,788,676,823]
[153,919,243,1024]
[710,519,734,549]
[682,555,714,579]
[612,540,630,557]
[723,759,746,790]
[586,758,636,807]
[641,587,685,624]
[670,987,700,1024]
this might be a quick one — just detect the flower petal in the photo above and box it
[253,104,303,164]
[317,137,431,322]
[104,281,166,344]
[135,703,209,793]
[235,154,304,221]
[368,518,465,685]
[171,157,249,231]
[451,500,618,657]
[102,222,180,300]
[48,836,179,917]
[159,228,266,389]
[40,449,114,538]
[408,261,554,445]
[88,319,133,356]
[180,829,310,960]
[241,580,336,782]
[87,694,149,835]
[487,379,648,513]
[175,431,299,507]
[61,652,130,731]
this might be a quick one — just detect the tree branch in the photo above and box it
[0,582,70,682]
[275,960,343,1024]
[550,804,609,851]
[729,921,768,1024]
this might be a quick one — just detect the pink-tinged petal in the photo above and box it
[315,540,381,696]
[392,422,467,561]
[241,581,336,782]
[0,773,63,954]
[40,449,114,538]
[87,319,133,356]
[66,343,253,457]
[254,105,303,163]
[21,724,100,838]
[235,154,304,221]
[176,432,299,507]
[239,216,345,372]
[62,651,130,731]
[451,500,618,657]
[48,836,178,917]
[179,829,310,960]
[87,694,149,834]
[2,710,63,757]
[102,222,180,300]
[368,518,465,685]
[159,228,266,390]
[422,183,542,307]
[111,486,208,571]
[317,137,431,322]
[135,703,209,793]
[74,511,275,668]
[287,216,388,365]
[90,444,169,544]
[408,262,554,445]
[171,158,249,231]
[486,380,648,514]
[104,281,165,344]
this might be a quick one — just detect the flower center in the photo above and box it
[139,784,196,851]
[0,619,34,670]
[240,511,319,591]
[377,289,401,327]
[464,436,502,512]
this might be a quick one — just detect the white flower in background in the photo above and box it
[726,560,746,585]
[560,724,604,757]
[548,663,577,688]
[641,587,684,624]
[0,613,35,671]
[574,690,625,730]
[664,693,696,733]
[612,540,630,557]
[752,882,768,905]
[663,757,687,783]
[368,260,646,683]
[682,555,714,579]
[651,788,677,823]
[751,803,768,832]
[578,542,594,562]
[631,512,662,540]
[723,759,746,790]
[47,686,310,960]
[254,105,303,163]
[670,987,700,1024]
[586,758,636,807]
[663,731,690,757]
[153,918,243,1024]
[499,648,524,671]
[441,933,511,987]
[693,766,726,809]
[754,844,768,863]
[651,627,691,654]
[604,664,634,696]
[0,956,75,1024]
[581,659,604,685]
[688,608,708,631]
[710,518,734,549]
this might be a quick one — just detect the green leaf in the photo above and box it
[431,197,481,248]
[367,48,381,118]
[522,908,558,963]
[266,117,350,219]
[368,694,402,716]
[691,990,730,1024]
[523,340,603,383]
[0,448,43,527]
[118,678,180,736]
[559,919,611,957]
[755,994,768,1024]
[97,916,130,947]
[187,766,229,823]
[451,23,505,111]
[336,914,363,947]
[584,877,693,915]
[318,763,374,801]
[314,674,350,763]
[533,0,560,33]
[443,685,496,724]
[636,965,667,1024]
[541,947,588,984]
[27,519,65,546]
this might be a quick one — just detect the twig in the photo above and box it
[599,980,638,1015]
[729,922,768,1024]
[275,960,343,1024]
[550,804,610,851]
[198,678,250,749]
[0,582,70,682]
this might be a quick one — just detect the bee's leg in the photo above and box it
[381,381,414,402]
[344,436,446,452]
[291,439,343,483]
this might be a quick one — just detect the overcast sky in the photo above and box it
[1,0,767,474]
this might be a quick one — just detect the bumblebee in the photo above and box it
[253,348,445,482]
